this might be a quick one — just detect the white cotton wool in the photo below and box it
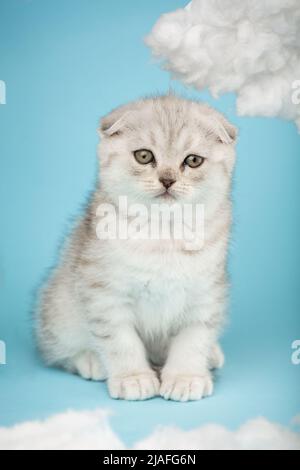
[0,410,124,450]
[146,0,300,131]
[0,411,299,450]
[135,417,300,451]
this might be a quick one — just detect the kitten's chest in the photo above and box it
[114,243,199,328]
[133,267,189,341]
[133,267,188,311]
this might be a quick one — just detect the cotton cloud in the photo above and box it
[0,410,124,450]
[136,417,300,450]
[0,410,299,450]
[145,0,300,131]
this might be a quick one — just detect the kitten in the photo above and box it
[36,95,237,402]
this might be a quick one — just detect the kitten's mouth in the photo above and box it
[157,190,176,200]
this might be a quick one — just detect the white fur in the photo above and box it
[36,95,237,401]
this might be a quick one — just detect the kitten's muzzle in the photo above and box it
[159,176,176,189]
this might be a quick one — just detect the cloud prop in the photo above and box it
[0,410,300,450]
[146,0,300,131]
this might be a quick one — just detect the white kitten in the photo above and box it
[36,95,237,401]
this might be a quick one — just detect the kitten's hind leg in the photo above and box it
[209,343,225,370]
[65,351,107,381]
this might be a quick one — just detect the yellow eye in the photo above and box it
[134,149,155,165]
[184,155,205,168]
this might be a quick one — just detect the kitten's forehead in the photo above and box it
[136,118,199,159]
[135,97,206,135]
[100,95,237,148]
[128,99,218,158]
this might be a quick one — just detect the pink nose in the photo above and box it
[159,177,176,189]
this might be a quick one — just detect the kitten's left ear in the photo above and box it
[209,117,238,163]
[215,117,238,145]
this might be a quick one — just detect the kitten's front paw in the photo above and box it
[108,372,160,401]
[160,373,213,402]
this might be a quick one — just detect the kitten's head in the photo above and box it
[98,95,237,206]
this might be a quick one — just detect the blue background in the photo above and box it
[0,0,299,446]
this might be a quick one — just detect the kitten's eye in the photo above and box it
[184,155,205,168]
[133,149,155,165]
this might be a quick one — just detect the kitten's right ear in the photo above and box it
[98,109,131,138]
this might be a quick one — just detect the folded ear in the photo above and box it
[98,104,136,138]
[98,110,127,137]
[208,116,238,163]
[214,116,238,145]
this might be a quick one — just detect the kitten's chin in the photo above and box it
[155,191,195,204]
[156,192,177,202]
